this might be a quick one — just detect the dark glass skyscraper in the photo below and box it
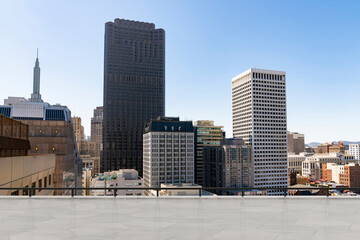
[102,19,165,175]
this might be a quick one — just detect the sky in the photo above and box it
[0,0,359,143]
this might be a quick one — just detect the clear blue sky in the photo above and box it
[0,0,359,143]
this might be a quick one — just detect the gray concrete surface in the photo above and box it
[0,197,359,239]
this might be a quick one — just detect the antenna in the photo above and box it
[37,48,39,58]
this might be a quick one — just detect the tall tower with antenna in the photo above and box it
[30,49,43,102]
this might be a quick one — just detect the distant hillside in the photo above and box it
[306,142,321,148]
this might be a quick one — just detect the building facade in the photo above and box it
[194,120,224,186]
[322,162,360,187]
[288,154,309,173]
[203,138,252,194]
[232,68,288,193]
[0,115,30,157]
[302,153,357,180]
[143,117,194,192]
[349,144,360,161]
[287,132,305,154]
[103,19,165,175]
[72,117,84,153]
[91,106,103,158]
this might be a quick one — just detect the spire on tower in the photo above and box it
[30,48,43,102]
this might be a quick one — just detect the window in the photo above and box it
[32,182,36,195]
[11,190,19,196]
[44,177,47,188]
[39,179,42,192]
[49,174,52,186]
[23,185,29,196]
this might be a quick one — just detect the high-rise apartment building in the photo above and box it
[194,120,224,185]
[287,131,305,154]
[91,106,103,158]
[232,68,288,193]
[143,117,194,192]
[349,144,360,160]
[103,19,165,175]
[72,116,84,152]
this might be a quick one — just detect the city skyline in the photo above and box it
[1,0,360,143]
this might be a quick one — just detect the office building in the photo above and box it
[72,117,84,152]
[103,19,165,175]
[349,144,360,161]
[232,68,288,193]
[203,138,252,194]
[0,54,80,194]
[287,131,305,154]
[194,120,224,185]
[322,162,360,187]
[91,106,103,158]
[302,153,357,180]
[143,117,194,193]
[90,169,144,196]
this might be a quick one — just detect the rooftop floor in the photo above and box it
[1,196,360,239]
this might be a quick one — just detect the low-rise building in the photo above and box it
[302,153,357,180]
[90,169,144,196]
[315,142,345,154]
[322,163,360,187]
[160,183,202,196]
[288,154,307,173]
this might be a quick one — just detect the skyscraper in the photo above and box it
[232,68,288,194]
[102,19,165,175]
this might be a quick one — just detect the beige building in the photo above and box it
[288,153,310,173]
[72,116,84,152]
[91,106,103,159]
[0,154,56,196]
[90,169,144,196]
[80,141,96,156]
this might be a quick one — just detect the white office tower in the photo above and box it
[232,68,288,194]
[349,144,360,161]
[143,117,195,195]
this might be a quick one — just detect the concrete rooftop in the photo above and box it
[1,197,360,240]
